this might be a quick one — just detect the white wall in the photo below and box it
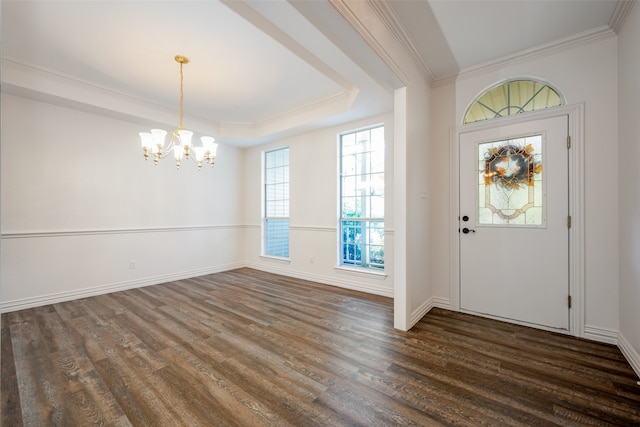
[617,3,640,376]
[430,82,457,306]
[1,94,245,310]
[429,36,620,341]
[243,113,395,297]
[405,83,433,318]
[332,1,435,330]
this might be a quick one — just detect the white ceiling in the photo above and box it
[1,0,625,147]
[390,0,621,79]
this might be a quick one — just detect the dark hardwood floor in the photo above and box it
[2,268,639,426]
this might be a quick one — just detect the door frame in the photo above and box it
[450,103,585,337]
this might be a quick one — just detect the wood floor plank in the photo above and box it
[10,317,126,425]
[157,344,287,427]
[3,267,640,426]
[315,379,444,427]
[93,354,177,426]
[416,313,638,399]
[1,313,23,426]
[218,356,346,427]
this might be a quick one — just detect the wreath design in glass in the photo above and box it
[478,137,544,226]
[484,144,542,189]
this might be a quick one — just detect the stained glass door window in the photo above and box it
[477,134,545,227]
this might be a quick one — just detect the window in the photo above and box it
[464,79,563,124]
[478,134,544,226]
[339,125,384,270]
[264,147,289,258]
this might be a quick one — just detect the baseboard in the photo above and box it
[432,297,452,310]
[408,297,434,329]
[618,332,640,380]
[243,262,394,298]
[0,262,243,313]
[584,324,619,345]
[1,262,391,312]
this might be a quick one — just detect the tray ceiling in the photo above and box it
[1,0,626,146]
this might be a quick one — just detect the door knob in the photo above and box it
[462,215,469,222]
[462,227,475,234]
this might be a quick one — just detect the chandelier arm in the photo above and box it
[157,130,178,159]
[139,55,217,170]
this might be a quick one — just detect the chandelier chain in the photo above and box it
[179,61,184,130]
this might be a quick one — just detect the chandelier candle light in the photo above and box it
[139,55,218,169]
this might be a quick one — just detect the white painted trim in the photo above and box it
[2,58,358,142]
[329,0,409,86]
[450,104,585,338]
[368,0,434,84]
[445,27,615,84]
[0,262,243,313]
[568,104,586,338]
[1,225,244,239]
[258,255,291,264]
[393,87,409,330]
[334,266,387,279]
[609,0,638,34]
[409,297,434,328]
[219,84,360,139]
[289,225,394,235]
[450,125,461,312]
[289,225,336,233]
[371,1,622,89]
[618,332,640,380]
[244,262,393,298]
[432,297,452,310]
[583,325,619,345]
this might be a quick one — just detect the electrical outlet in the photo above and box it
[129,260,136,269]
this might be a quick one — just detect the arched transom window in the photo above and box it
[464,79,564,124]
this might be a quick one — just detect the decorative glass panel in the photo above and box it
[464,79,563,124]
[477,134,544,227]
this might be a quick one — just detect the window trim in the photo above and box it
[338,124,385,271]
[463,78,566,125]
[262,146,290,259]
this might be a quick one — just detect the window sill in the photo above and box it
[259,255,291,264]
[334,266,387,279]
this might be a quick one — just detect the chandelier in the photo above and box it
[139,55,218,170]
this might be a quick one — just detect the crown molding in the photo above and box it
[1,58,221,134]
[431,73,459,89]
[450,25,616,83]
[329,0,409,86]
[219,84,359,139]
[2,58,358,144]
[367,0,435,85]
[609,0,638,34]
[343,0,620,89]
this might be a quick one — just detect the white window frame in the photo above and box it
[338,125,385,271]
[263,147,290,259]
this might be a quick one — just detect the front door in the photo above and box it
[459,115,569,330]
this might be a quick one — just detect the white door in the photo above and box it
[459,115,569,330]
